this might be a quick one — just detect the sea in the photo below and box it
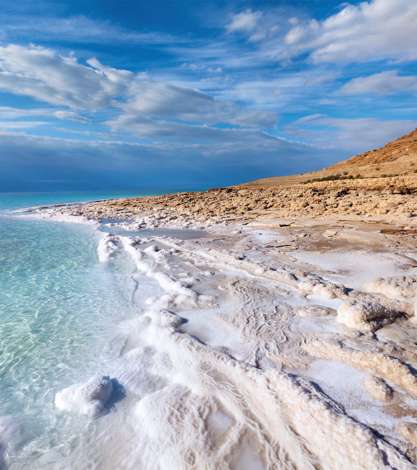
[0,191,157,468]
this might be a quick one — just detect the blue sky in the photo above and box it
[0,0,416,191]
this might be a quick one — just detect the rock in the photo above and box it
[323,229,338,238]
[335,188,349,197]
[55,375,116,418]
[337,300,404,332]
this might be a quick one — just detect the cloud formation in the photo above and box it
[0,44,277,146]
[109,80,277,141]
[0,13,180,46]
[341,71,417,95]
[226,9,261,33]
[0,132,336,191]
[283,0,417,63]
[0,44,131,109]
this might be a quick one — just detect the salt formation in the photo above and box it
[97,233,122,262]
[76,225,417,469]
[24,205,417,468]
[337,299,404,331]
[55,376,115,418]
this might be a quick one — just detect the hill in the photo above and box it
[244,128,417,188]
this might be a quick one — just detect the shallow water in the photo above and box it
[0,192,153,467]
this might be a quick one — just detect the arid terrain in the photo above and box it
[42,128,417,226]
[23,129,417,469]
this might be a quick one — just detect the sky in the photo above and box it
[0,0,416,191]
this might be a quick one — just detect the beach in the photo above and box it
[11,183,417,469]
[1,0,416,467]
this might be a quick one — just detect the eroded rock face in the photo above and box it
[55,376,116,418]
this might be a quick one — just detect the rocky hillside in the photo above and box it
[329,127,417,174]
[245,128,417,188]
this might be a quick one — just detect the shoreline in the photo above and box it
[12,191,417,468]
[20,170,417,231]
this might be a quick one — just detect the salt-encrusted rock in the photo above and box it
[300,277,347,299]
[337,300,403,332]
[158,310,186,329]
[364,376,394,402]
[97,234,121,263]
[55,375,115,418]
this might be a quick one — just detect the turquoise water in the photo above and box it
[0,191,150,212]
[0,192,152,467]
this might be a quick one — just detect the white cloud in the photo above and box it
[226,10,262,33]
[0,106,87,121]
[109,117,270,143]
[341,70,417,95]
[284,0,417,63]
[0,106,50,119]
[226,71,336,108]
[226,9,281,43]
[0,44,132,109]
[0,44,278,144]
[0,14,180,46]
[51,110,89,122]
[109,79,277,141]
[0,120,47,130]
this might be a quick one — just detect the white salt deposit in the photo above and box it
[97,233,121,262]
[305,360,397,430]
[293,250,414,289]
[121,237,198,302]
[55,375,115,418]
[12,206,417,469]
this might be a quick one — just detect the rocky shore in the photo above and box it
[39,172,417,228]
